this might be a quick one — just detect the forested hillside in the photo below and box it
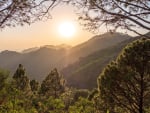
[0,38,149,113]
[61,37,138,89]
[0,32,131,83]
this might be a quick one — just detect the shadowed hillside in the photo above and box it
[61,37,138,89]
[66,32,131,64]
[0,32,132,83]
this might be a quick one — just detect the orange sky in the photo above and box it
[0,5,96,51]
[0,4,147,52]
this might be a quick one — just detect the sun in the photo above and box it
[58,22,76,38]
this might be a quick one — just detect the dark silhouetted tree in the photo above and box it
[71,0,150,36]
[0,0,62,28]
[98,38,150,113]
[1,0,149,36]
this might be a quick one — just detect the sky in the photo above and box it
[0,4,96,52]
[0,4,148,52]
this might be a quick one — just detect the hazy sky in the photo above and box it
[0,4,95,51]
[0,4,148,52]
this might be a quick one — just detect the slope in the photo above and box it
[0,32,132,82]
[61,37,137,89]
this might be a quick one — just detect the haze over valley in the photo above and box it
[0,32,140,89]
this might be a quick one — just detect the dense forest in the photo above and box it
[0,38,149,113]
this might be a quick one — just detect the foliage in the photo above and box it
[30,80,39,93]
[1,0,149,36]
[0,66,69,113]
[0,69,9,90]
[73,89,89,101]
[61,88,91,110]
[0,38,150,113]
[0,69,9,106]
[0,0,62,28]
[33,96,65,113]
[13,64,30,91]
[60,88,75,109]
[40,68,66,98]
[62,34,135,89]
[70,0,150,36]
[98,38,150,113]
[44,97,65,113]
[69,97,95,113]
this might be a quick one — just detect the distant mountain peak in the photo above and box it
[22,47,39,53]
[91,32,131,40]
[1,50,19,54]
[42,44,72,50]
[0,32,136,87]
[56,44,72,49]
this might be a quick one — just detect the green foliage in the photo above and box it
[73,89,89,101]
[13,64,30,91]
[30,80,39,93]
[0,66,70,113]
[0,69,9,90]
[98,38,150,113]
[1,38,149,113]
[0,32,132,89]
[61,88,91,110]
[31,96,65,113]
[69,97,94,113]
[13,64,25,79]
[88,88,98,101]
[62,35,135,89]
[45,97,65,113]
[60,88,75,109]
[0,69,9,106]
[40,68,66,98]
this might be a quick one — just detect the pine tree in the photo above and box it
[40,68,66,98]
[98,38,150,113]
[13,64,30,91]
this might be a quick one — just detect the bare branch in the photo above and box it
[118,0,150,11]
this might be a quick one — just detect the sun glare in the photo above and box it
[58,22,76,38]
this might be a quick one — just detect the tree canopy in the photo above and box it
[13,64,30,91]
[0,0,60,28]
[98,38,150,113]
[0,0,150,36]
[40,68,66,98]
[71,0,150,35]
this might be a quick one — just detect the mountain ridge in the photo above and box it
[61,37,138,89]
[0,32,132,85]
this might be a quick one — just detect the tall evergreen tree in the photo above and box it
[13,64,30,91]
[98,39,150,113]
[40,68,66,98]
